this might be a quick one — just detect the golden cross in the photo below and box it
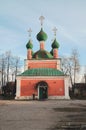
[28,28,32,37]
[52,27,57,36]
[39,16,45,26]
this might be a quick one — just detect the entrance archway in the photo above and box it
[36,81,48,100]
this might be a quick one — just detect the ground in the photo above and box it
[0,100,86,130]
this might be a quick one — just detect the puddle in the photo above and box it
[51,107,86,129]
[53,107,86,112]
[67,114,86,122]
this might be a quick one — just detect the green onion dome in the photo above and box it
[26,39,33,49]
[50,49,53,55]
[52,38,59,49]
[36,28,48,41]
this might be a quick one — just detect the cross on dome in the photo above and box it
[39,15,45,27]
[52,27,57,37]
[28,28,32,38]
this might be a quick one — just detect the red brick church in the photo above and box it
[15,16,70,100]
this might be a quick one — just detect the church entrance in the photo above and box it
[37,81,48,100]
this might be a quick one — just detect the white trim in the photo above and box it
[15,96,32,100]
[48,96,68,99]
[15,79,21,99]
[15,95,69,100]
[17,76,66,80]
[24,59,61,62]
[15,96,38,100]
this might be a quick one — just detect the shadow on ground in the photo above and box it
[51,106,86,130]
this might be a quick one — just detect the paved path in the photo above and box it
[0,100,86,130]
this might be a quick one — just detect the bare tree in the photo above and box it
[0,54,6,86]
[0,50,22,86]
[4,51,21,83]
[71,49,80,84]
[84,66,86,83]
[61,57,73,86]
[61,49,80,86]
[5,51,13,83]
[12,56,20,81]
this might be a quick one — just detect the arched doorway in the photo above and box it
[36,81,48,100]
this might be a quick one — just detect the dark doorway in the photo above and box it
[37,81,48,100]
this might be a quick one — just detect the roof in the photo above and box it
[33,50,53,59]
[19,68,65,76]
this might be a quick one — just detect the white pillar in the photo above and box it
[64,76,70,99]
[15,78,21,99]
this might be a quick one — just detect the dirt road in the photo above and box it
[0,100,86,130]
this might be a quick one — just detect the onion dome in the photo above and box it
[52,38,59,49]
[36,28,48,41]
[50,49,53,55]
[26,39,33,49]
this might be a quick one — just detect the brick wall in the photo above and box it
[20,78,65,96]
[28,61,57,69]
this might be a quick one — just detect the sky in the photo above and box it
[0,0,86,69]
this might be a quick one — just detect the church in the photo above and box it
[15,16,70,100]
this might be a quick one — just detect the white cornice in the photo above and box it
[16,76,67,80]
[24,59,61,62]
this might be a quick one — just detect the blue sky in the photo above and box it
[0,0,86,67]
